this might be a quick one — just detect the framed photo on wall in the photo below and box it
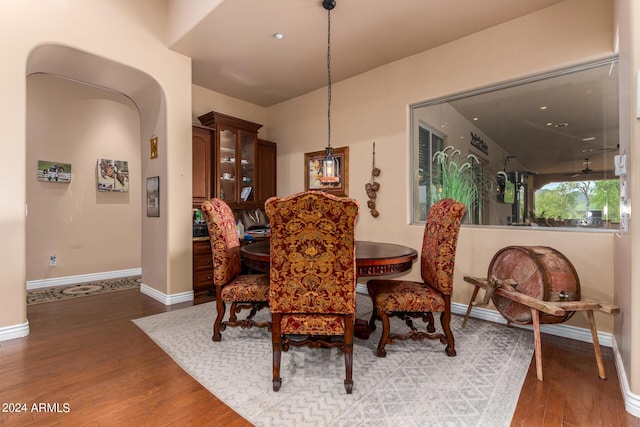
[97,158,129,192]
[37,160,72,183]
[304,146,349,197]
[146,176,159,217]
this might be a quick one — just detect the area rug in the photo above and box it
[134,294,534,427]
[26,276,141,305]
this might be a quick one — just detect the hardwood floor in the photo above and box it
[0,289,637,426]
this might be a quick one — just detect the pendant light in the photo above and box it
[320,0,339,184]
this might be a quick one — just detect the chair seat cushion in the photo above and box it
[280,313,347,335]
[367,280,445,313]
[220,274,269,302]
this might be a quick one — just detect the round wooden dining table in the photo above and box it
[240,240,418,277]
[240,240,418,339]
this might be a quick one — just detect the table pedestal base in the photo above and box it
[354,319,371,340]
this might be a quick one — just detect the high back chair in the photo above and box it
[367,198,465,357]
[201,199,270,341]
[265,191,359,394]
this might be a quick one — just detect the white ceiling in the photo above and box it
[170,0,565,107]
[169,0,618,177]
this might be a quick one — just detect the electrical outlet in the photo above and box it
[49,255,57,267]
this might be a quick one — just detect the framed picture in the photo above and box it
[97,158,129,192]
[304,146,349,196]
[37,160,72,183]
[146,176,160,217]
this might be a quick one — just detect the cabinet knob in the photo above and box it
[207,276,212,281]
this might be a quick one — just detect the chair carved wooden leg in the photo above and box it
[376,310,392,357]
[368,306,378,332]
[344,315,354,394]
[440,307,456,357]
[426,312,436,333]
[212,292,225,342]
[272,313,283,391]
[228,302,238,323]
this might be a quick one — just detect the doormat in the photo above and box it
[26,276,141,305]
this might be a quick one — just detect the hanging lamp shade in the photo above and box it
[320,146,339,183]
[319,0,340,185]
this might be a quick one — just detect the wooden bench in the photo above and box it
[462,275,619,381]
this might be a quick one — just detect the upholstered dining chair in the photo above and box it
[201,199,270,341]
[367,198,466,357]
[265,191,359,394]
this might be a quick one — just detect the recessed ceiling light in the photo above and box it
[582,136,596,141]
[554,122,569,127]
[546,122,553,126]
[473,117,479,121]
[540,106,548,110]
[273,33,284,40]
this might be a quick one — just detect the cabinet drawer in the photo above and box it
[194,254,213,271]
[194,270,214,289]
[193,240,212,255]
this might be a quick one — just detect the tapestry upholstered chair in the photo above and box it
[201,199,270,341]
[265,191,359,394]
[367,198,465,357]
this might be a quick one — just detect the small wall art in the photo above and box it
[304,146,349,197]
[146,176,160,217]
[97,158,129,192]
[149,136,158,159]
[37,160,72,183]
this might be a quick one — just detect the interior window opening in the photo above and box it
[410,58,619,230]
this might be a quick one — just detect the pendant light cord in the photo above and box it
[326,6,332,149]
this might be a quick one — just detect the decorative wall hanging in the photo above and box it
[304,146,349,197]
[149,136,158,159]
[146,176,159,217]
[97,158,129,192]
[365,142,380,217]
[37,160,72,183]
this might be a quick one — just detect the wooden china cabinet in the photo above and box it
[192,111,277,293]
[196,111,274,209]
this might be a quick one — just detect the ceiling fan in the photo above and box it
[568,158,604,178]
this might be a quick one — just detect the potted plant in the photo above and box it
[430,146,494,220]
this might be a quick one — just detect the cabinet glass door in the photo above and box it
[219,127,237,204]
[240,132,255,203]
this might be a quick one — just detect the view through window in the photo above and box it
[411,59,619,230]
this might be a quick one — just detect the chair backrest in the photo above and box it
[421,198,466,295]
[265,191,359,315]
[201,199,242,286]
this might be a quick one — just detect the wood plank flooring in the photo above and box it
[0,289,637,426]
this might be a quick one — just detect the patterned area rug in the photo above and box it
[26,276,141,305]
[134,294,534,427]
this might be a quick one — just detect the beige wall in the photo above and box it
[192,85,268,139]
[614,0,640,394]
[267,1,618,332]
[0,1,192,332]
[26,74,142,281]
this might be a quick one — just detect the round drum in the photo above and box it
[488,246,580,325]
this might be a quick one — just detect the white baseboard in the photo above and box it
[26,268,142,290]
[0,321,29,342]
[613,338,640,417]
[140,283,193,305]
